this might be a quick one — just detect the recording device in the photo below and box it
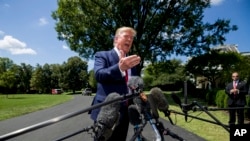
[95,92,121,141]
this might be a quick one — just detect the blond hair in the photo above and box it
[113,27,136,46]
[115,26,136,37]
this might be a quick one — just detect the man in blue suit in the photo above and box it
[90,26,141,141]
[225,72,248,125]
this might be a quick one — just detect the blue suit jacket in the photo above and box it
[90,49,139,121]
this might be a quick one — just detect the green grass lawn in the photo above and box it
[162,92,230,141]
[0,94,73,121]
[0,92,230,141]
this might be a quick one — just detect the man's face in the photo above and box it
[232,73,239,81]
[115,31,134,54]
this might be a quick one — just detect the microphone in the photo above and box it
[95,92,121,141]
[128,104,147,141]
[171,93,196,120]
[128,104,142,126]
[150,87,170,117]
[127,76,144,93]
[133,92,162,141]
[147,94,160,119]
[171,92,182,108]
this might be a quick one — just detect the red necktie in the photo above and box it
[233,81,236,89]
[125,70,128,82]
[233,81,237,97]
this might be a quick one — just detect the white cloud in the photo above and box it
[210,0,225,6]
[38,17,48,26]
[0,35,37,55]
[62,45,69,50]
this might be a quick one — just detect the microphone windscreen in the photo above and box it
[171,93,182,107]
[150,87,169,112]
[97,92,121,129]
[147,94,159,119]
[128,105,142,126]
[127,76,144,90]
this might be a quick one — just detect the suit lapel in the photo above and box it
[111,49,119,64]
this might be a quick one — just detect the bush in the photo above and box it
[206,89,219,105]
[245,95,250,120]
[215,90,227,108]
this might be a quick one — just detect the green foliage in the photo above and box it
[205,88,219,105]
[88,69,97,90]
[245,95,250,119]
[61,56,88,93]
[143,59,185,89]
[52,0,237,73]
[215,90,228,108]
[185,51,242,89]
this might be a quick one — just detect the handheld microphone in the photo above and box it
[150,87,170,117]
[95,92,121,141]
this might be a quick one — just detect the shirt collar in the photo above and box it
[114,47,120,56]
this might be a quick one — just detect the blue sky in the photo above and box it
[0,0,249,71]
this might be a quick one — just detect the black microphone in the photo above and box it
[171,93,196,119]
[128,104,142,126]
[128,104,147,141]
[95,92,121,141]
[147,94,160,119]
[133,92,162,141]
[171,93,182,108]
[150,87,170,117]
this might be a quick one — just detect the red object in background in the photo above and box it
[51,89,63,94]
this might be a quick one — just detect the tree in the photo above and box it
[185,50,242,88]
[0,57,15,94]
[14,63,33,93]
[30,64,42,93]
[52,0,237,74]
[88,69,97,91]
[61,56,88,93]
[143,59,185,90]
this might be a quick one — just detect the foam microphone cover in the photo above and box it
[171,93,182,108]
[147,94,160,119]
[128,105,142,126]
[97,92,121,129]
[150,87,169,112]
[127,76,144,90]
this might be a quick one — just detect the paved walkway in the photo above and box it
[0,95,205,141]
